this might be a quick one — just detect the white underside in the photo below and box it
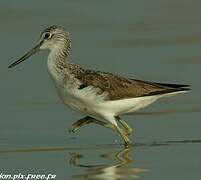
[57,84,187,126]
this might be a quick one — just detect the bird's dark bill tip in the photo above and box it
[8,60,23,69]
[8,42,42,69]
[8,63,15,69]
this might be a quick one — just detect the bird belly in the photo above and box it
[57,85,108,117]
[57,85,162,119]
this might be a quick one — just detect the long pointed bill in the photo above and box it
[8,41,42,69]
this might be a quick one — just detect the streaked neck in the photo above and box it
[47,43,70,81]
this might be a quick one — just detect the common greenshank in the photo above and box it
[8,26,190,147]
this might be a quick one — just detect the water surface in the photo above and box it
[1,0,201,179]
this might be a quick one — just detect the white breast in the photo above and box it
[58,84,108,116]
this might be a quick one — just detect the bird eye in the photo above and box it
[43,33,51,39]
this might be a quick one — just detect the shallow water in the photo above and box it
[1,0,201,179]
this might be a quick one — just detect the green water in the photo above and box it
[1,0,201,179]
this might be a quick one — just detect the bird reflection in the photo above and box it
[69,147,148,179]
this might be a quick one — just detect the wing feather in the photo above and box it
[75,70,190,100]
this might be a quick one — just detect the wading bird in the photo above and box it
[8,26,190,147]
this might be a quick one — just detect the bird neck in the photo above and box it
[47,42,70,81]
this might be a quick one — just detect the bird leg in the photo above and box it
[115,125,133,148]
[115,116,133,136]
[69,116,115,133]
[69,116,133,147]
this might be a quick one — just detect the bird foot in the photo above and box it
[124,128,134,137]
[68,125,79,133]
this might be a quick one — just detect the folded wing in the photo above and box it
[76,70,190,101]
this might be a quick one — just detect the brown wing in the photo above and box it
[76,70,190,100]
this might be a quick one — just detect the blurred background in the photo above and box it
[0,0,200,179]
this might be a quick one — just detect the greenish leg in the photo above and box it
[115,125,133,148]
[116,116,133,136]
[69,116,93,133]
[69,116,115,133]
